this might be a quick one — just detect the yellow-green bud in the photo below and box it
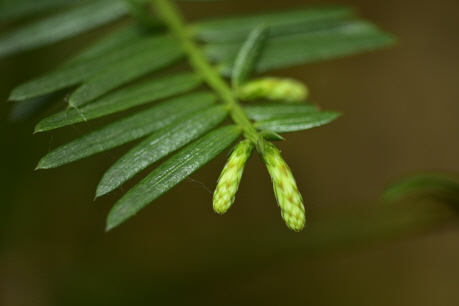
[213,140,254,214]
[262,143,305,231]
[238,77,308,103]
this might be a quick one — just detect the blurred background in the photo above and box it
[1,0,459,305]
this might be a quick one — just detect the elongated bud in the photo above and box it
[238,77,308,103]
[213,140,254,214]
[262,143,305,231]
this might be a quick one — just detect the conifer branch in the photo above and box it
[151,0,261,145]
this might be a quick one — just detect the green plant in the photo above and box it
[2,0,395,231]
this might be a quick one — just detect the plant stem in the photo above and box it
[150,0,260,144]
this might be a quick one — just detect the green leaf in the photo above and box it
[0,0,129,58]
[67,43,184,108]
[106,125,242,231]
[206,21,395,74]
[383,175,459,203]
[35,73,201,132]
[9,92,62,122]
[0,0,78,23]
[260,130,285,141]
[67,24,154,65]
[96,105,229,197]
[9,35,180,101]
[205,21,372,60]
[193,5,356,42]
[244,103,318,121]
[231,24,268,88]
[36,92,217,169]
[254,111,340,133]
[126,0,164,29]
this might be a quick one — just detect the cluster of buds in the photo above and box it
[262,143,306,232]
[237,77,308,103]
[213,137,305,232]
[213,140,254,214]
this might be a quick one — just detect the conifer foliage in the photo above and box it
[2,0,395,231]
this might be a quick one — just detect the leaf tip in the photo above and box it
[8,92,20,102]
[105,224,113,232]
[105,204,130,232]
[35,161,46,170]
[105,215,121,232]
[33,126,42,134]
[260,130,285,141]
[36,155,52,170]
[93,189,102,200]
[95,187,108,199]
[35,160,43,170]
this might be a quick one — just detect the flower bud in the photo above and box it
[213,140,254,214]
[262,143,305,231]
[238,77,308,103]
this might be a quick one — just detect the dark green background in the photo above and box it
[1,0,459,305]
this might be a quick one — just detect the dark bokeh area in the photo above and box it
[1,0,459,305]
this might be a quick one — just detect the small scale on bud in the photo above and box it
[213,140,254,214]
[262,143,305,231]
[238,77,308,103]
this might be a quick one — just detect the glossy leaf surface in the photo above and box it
[231,24,268,88]
[255,111,340,133]
[106,125,242,231]
[9,35,179,101]
[96,105,229,197]
[193,5,355,42]
[207,21,395,74]
[260,130,285,141]
[244,103,318,121]
[35,73,201,132]
[0,0,128,58]
[67,43,184,107]
[36,92,217,169]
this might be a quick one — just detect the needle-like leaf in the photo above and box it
[231,24,268,89]
[255,111,340,133]
[9,35,180,101]
[259,130,285,141]
[208,21,395,74]
[36,92,217,169]
[0,0,78,23]
[67,24,155,65]
[106,125,242,231]
[193,5,356,42]
[35,73,201,132]
[67,43,184,108]
[9,92,62,122]
[96,105,229,197]
[0,0,129,58]
[244,103,318,121]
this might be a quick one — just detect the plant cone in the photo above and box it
[262,143,305,231]
[238,77,308,103]
[213,140,254,214]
